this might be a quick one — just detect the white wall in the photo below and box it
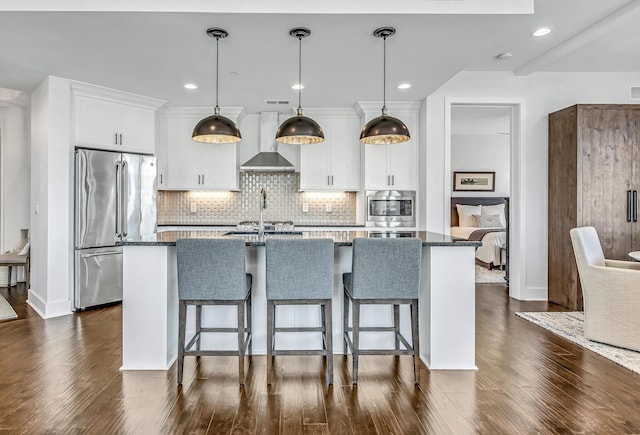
[0,104,30,252]
[29,76,73,318]
[425,70,640,300]
[451,134,510,197]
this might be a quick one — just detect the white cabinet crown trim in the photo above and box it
[70,81,166,110]
[354,101,422,117]
[162,106,247,123]
[293,107,360,119]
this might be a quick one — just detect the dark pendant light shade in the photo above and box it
[275,28,324,145]
[192,27,242,144]
[275,108,324,145]
[193,108,242,144]
[360,27,410,145]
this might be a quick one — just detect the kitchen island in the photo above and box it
[119,230,480,372]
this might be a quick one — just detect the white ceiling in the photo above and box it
[0,0,638,113]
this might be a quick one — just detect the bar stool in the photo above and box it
[266,238,334,385]
[176,238,252,385]
[343,237,422,384]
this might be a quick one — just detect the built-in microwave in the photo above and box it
[366,190,416,227]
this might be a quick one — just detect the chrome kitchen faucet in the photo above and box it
[259,188,267,236]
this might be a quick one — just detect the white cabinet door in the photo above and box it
[74,96,156,154]
[329,118,360,191]
[166,115,239,190]
[201,143,238,190]
[364,144,389,190]
[156,116,168,188]
[120,105,155,154]
[75,96,120,149]
[167,117,202,189]
[388,138,417,190]
[300,118,331,190]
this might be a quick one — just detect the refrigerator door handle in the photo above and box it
[627,190,633,222]
[115,161,122,236]
[634,190,638,222]
[122,160,129,237]
[80,250,122,258]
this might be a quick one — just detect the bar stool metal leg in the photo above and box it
[267,300,275,385]
[393,304,400,350]
[411,300,420,384]
[352,300,360,384]
[324,300,333,385]
[177,301,187,385]
[195,305,202,356]
[343,290,349,356]
[247,291,253,361]
[237,302,246,386]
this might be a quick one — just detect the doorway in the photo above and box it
[444,98,525,300]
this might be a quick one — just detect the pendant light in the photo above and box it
[360,27,410,145]
[192,27,242,144]
[275,27,325,145]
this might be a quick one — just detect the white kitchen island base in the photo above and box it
[121,233,478,372]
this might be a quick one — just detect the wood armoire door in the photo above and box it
[578,106,637,260]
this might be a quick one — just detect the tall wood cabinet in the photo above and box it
[548,104,640,310]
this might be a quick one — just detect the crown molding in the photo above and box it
[354,101,422,117]
[161,106,247,123]
[291,107,359,119]
[70,80,166,110]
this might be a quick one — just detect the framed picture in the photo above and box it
[453,171,495,192]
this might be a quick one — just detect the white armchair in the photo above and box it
[570,226,640,352]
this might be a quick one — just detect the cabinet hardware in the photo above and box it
[634,190,638,222]
[119,134,123,145]
[114,133,118,145]
[387,175,390,186]
[80,251,122,258]
[331,175,334,185]
[628,190,633,222]
[392,175,395,186]
[202,174,205,184]
[198,174,201,184]
[327,175,330,186]
[160,174,163,184]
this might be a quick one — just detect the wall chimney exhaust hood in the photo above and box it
[240,112,295,172]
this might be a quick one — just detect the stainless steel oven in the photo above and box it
[366,190,416,227]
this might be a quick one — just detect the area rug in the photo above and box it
[475,264,506,284]
[0,294,18,321]
[515,311,640,375]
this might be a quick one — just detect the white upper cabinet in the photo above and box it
[71,82,165,154]
[359,103,420,191]
[164,108,243,190]
[299,114,361,191]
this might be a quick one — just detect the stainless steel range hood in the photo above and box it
[240,112,295,172]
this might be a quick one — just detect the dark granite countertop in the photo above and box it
[119,230,480,247]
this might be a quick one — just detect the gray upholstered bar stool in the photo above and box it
[343,237,422,384]
[266,238,334,385]
[176,238,252,385]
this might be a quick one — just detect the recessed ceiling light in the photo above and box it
[291,83,304,90]
[495,52,513,60]
[531,27,553,37]
[228,71,240,77]
[397,83,411,90]
[184,83,198,90]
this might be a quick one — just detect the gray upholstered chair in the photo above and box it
[343,237,422,384]
[570,226,640,352]
[266,238,334,385]
[176,238,252,385]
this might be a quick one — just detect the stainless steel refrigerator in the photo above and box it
[74,148,157,310]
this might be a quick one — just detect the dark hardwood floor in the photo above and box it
[0,283,639,434]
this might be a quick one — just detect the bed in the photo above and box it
[451,197,509,281]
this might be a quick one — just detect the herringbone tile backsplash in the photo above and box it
[158,172,357,225]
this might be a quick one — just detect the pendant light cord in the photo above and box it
[382,34,387,116]
[298,34,303,114]
[215,35,220,115]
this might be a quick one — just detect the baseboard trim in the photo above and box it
[27,290,72,318]
[520,286,548,301]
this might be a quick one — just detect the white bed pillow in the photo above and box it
[456,204,482,227]
[482,204,506,227]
